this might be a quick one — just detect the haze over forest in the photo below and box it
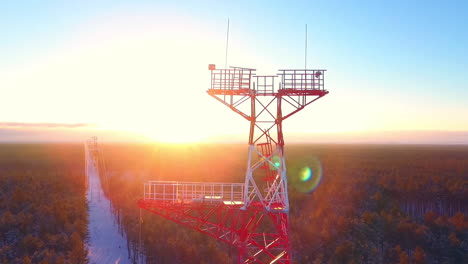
[0,126,468,145]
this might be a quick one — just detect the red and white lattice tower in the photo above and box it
[138,65,328,263]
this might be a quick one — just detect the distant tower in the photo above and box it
[85,137,109,194]
[138,65,328,263]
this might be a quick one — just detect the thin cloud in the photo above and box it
[0,122,94,128]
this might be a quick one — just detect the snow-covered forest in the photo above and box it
[0,143,467,263]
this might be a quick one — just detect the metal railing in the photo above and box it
[278,69,326,90]
[210,67,255,91]
[143,181,245,205]
[209,68,326,93]
[254,75,277,94]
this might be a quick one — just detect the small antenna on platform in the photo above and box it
[225,18,230,68]
[305,24,308,69]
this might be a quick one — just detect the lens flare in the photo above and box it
[269,155,282,170]
[300,167,312,181]
[289,156,323,193]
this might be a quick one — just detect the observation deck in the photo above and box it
[208,66,327,97]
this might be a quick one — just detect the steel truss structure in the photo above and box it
[138,66,328,263]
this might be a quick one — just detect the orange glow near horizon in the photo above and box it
[136,126,209,144]
[101,114,213,144]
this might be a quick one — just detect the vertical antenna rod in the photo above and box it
[225,18,230,68]
[305,24,308,69]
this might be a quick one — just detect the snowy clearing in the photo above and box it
[85,147,132,264]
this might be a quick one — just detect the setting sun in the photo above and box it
[137,125,208,144]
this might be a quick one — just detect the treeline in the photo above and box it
[101,143,468,263]
[0,144,88,264]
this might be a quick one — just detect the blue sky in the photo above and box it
[1,0,467,143]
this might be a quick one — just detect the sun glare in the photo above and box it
[103,118,209,144]
[145,129,207,144]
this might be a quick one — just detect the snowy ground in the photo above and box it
[85,147,132,264]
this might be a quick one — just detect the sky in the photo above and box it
[1,0,467,144]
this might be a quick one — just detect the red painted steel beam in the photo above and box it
[138,200,290,263]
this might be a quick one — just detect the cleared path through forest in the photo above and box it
[85,146,132,264]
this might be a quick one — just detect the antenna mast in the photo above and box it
[305,24,308,69]
[225,18,230,68]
